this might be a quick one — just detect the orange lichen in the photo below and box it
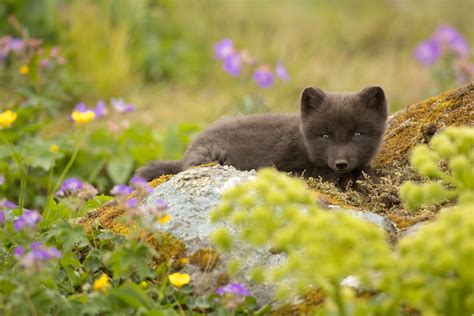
[190,248,220,272]
[272,289,325,316]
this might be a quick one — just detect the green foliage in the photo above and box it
[211,169,398,314]
[400,127,474,211]
[398,204,474,315]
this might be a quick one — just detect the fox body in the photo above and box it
[136,86,388,187]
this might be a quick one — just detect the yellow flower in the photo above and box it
[19,65,29,75]
[71,110,96,126]
[50,144,59,153]
[168,273,190,288]
[0,110,17,129]
[180,257,189,264]
[139,281,148,289]
[158,214,172,224]
[93,273,111,292]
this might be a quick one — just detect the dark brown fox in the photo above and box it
[136,86,388,187]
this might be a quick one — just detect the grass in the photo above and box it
[124,0,474,126]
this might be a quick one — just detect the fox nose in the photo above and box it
[335,160,349,170]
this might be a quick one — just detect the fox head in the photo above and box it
[300,86,388,173]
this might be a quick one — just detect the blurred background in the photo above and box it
[0,0,473,207]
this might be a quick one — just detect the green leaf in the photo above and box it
[106,155,134,184]
[108,282,154,310]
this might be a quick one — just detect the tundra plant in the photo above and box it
[210,168,397,314]
[400,126,474,210]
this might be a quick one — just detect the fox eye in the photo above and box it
[353,132,362,138]
[321,134,329,140]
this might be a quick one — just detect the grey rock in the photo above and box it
[140,164,397,304]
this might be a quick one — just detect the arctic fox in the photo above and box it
[136,86,388,187]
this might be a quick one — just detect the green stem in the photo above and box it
[333,283,347,316]
[0,132,26,208]
[44,127,88,214]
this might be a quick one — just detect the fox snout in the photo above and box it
[328,146,356,173]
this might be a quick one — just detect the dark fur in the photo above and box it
[136,86,388,188]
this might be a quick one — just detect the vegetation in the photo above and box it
[0,1,473,314]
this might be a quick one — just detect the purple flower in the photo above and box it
[0,211,5,224]
[74,102,88,112]
[15,243,61,268]
[126,198,138,209]
[414,39,441,66]
[13,246,25,257]
[95,100,108,118]
[8,37,24,53]
[0,199,17,210]
[216,283,251,297]
[13,210,42,231]
[214,39,234,60]
[55,177,83,197]
[253,67,275,88]
[0,174,4,186]
[111,98,134,113]
[110,184,133,196]
[433,25,470,57]
[155,198,169,210]
[223,53,242,77]
[275,62,290,81]
[130,176,152,192]
[39,58,51,68]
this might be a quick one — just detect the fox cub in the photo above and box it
[136,86,388,188]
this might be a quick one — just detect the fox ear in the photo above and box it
[301,87,326,114]
[359,86,387,116]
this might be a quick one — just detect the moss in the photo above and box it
[271,289,325,316]
[149,174,174,188]
[190,247,220,272]
[141,231,187,266]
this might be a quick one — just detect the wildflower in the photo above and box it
[154,198,169,211]
[180,257,189,264]
[111,98,134,113]
[94,100,108,118]
[93,273,111,292]
[39,58,51,68]
[0,174,4,186]
[13,210,42,231]
[110,184,133,196]
[168,272,190,288]
[275,62,290,81]
[139,281,148,289]
[414,39,441,66]
[158,214,172,224]
[216,283,251,297]
[0,199,16,209]
[253,66,275,88]
[130,176,152,193]
[0,211,5,224]
[19,65,29,75]
[13,246,25,257]
[8,37,24,53]
[74,102,88,112]
[0,110,17,129]
[71,110,96,126]
[214,38,234,60]
[49,144,59,153]
[223,52,242,77]
[55,177,83,197]
[433,25,470,57]
[125,198,138,209]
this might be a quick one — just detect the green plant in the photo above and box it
[400,127,474,211]
[211,168,397,315]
